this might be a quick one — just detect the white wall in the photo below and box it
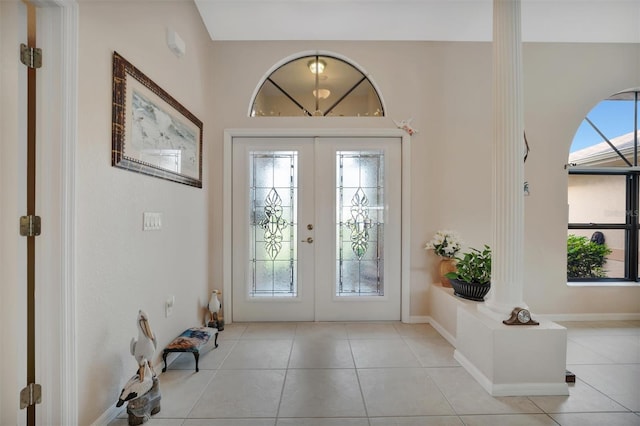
[205,40,494,315]
[206,40,640,319]
[76,2,212,424]
[523,43,640,313]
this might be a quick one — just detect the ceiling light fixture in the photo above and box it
[313,89,331,99]
[308,59,326,74]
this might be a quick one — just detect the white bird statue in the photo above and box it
[116,362,153,407]
[207,290,221,327]
[130,310,157,382]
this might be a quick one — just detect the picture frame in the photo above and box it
[112,51,203,188]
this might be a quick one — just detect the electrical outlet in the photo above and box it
[165,295,175,318]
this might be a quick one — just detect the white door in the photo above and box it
[232,136,401,321]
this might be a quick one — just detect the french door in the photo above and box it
[232,136,401,321]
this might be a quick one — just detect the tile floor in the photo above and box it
[109,321,640,426]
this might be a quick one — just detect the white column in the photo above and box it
[484,0,526,315]
[455,5,568,395]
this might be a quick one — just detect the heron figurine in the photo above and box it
[207,290,222,329]
[130,310,157,382]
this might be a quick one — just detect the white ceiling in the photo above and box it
[194,0,640,43]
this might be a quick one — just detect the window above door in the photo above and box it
[251,54,384,118]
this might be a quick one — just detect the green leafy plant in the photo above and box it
[567,234,611,278]
[445,245,491,285]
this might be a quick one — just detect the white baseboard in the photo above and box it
[90,404,124,426]
[537,313,640,322]
[454,350,569,397]
[405,315,430,323]
[90,358,165,426]
[426,316,456,347]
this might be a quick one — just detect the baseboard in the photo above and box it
[454,350,569,397]
[536,313,640,322]
[405,315,430,323]
[90,358,165,426]
[90,404,124,426]
[426,316,457,347]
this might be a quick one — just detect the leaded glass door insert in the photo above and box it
[250,151,298,297]
[337,151,385,296]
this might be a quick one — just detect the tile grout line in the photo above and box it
[398,333,465,423]
[350,334,373,423]
[273,323,297,422]
[183,336,239,420]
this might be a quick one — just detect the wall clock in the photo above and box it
[503,307,539,326]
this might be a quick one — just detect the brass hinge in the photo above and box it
[20,215,41,237]
[19,383,42,409]
[20,43,42,69]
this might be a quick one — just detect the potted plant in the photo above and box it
[445,245,491,301]
[424,230,462,287]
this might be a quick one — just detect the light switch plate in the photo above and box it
[143,212,162,231]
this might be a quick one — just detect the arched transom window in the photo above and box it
[251,54,384,117]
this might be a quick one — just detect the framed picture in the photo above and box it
[112,51,203,188]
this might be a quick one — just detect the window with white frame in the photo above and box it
[251,54,384,118]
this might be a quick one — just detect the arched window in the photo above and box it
[567,90,640,283]
[250,54,384,117]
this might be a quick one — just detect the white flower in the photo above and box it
[424,230,462,258]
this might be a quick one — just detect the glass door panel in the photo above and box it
[337,151,385,297]
[250,152,298,297]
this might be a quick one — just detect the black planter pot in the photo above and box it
[449,278,491,301]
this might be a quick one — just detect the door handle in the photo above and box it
[301,237,314,243]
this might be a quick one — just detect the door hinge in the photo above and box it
[19,383,42,409]
[20,215,41,237]
[20,43,42,69]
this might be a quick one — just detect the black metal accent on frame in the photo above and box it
[584,117,632,166]
[267,77,312,117]
[324,76,367,117]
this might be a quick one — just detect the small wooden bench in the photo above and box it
[162,327,218,373]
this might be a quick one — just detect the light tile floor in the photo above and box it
[109,321,640,426]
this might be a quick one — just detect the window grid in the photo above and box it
[568,90,640,282]
[251,54,384,118]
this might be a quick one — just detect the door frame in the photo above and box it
[0,1,78,424]
[223,128,411,323]
[37,2,79,424]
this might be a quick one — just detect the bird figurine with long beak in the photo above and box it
[116,362,153,407]
[130,310,157,382]
[207,290,221,328]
